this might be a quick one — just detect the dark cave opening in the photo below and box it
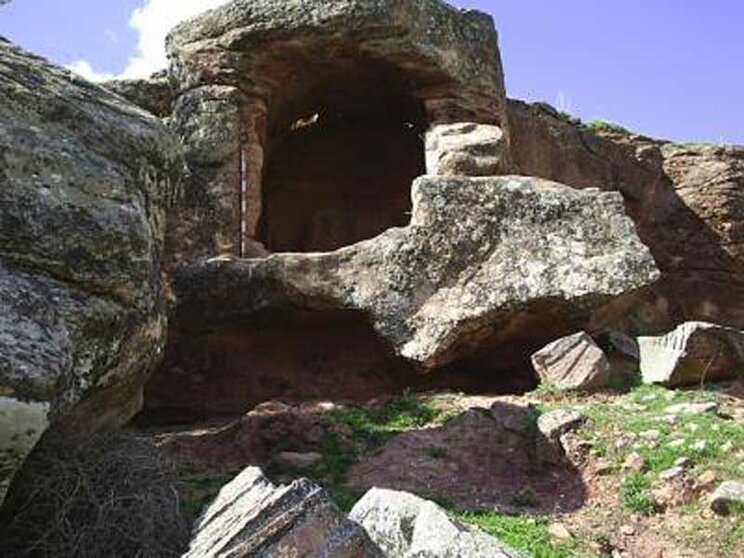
[257,58,427,253]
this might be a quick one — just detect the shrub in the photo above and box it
[0,429,190,557]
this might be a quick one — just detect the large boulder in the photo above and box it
[508,99,744,332]
[147,175,659,415]
[0,38,183,500]
[639,321,744,386]
[102,73,173,119]
[349,487,522,557]
[184,467,380,557]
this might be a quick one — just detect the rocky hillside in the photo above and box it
[0,0,742,556]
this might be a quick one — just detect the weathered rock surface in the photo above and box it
[0,38,183,499]
[508,99,744,332]
[166,0,510,261]
[147,175,658,414]
[349,487,522,557]
[638,322,744,386]
[531,332,611,390]
[709,481,744,515]
[425,123,507,176]
[184,467,380,557]
[536,409,587,465]
[102,73,173,119]
[186,177,654,360]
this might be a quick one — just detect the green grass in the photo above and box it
[585,119,630,135]
[315,393,450,510]
[620,473,657,514]
[457,511,581,558]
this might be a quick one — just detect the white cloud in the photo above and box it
[66,60,116,82]
[67,0,230,82]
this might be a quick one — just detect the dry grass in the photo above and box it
[0,429,189,557]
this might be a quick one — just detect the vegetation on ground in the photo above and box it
[585,119,631,135]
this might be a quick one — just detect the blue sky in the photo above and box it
[1,0,742,144]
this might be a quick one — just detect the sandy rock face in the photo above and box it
[508,99,744,332]
[0,39,183,499]
[639,321,744,386]
[185,467,380,557]
[174,176,658,368]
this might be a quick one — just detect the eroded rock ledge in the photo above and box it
[146,175,659,416]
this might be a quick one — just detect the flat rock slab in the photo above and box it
[174,176,659,371]
[639,321,744,386]
[185,467,379,557]
[349,487,523,557]
[532,332,611,390]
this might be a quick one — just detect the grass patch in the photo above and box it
[620,473,657,514]
[316,393,451,510]
[457,511,580,558]
[585,119,630,135]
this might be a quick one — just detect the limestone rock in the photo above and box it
[508,98,744,333]
[185,467,380,557]
[425,123,507,176]
[709,481,744,515]
[274,451,323,471]
[349,487,522,557]
[639,322,744,386]
[0,38,183,500]
[166,175,657,382]
[532,332,611,390]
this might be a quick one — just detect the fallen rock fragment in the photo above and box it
[184,467,380,557]
[639,322,744,387]
[349,487,522,557]
[709,481,744,516]
[536,409,587,465]
[532,332,611,391]
[425,123,507,176]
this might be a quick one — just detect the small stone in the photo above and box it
[592,458,614,475]
[623,452,646,472]
[664,402,718,415]
[639,429,661,441]
[273,451,323,471]
[667,438,686,448]
[721,441,733,453]
[710,481,744,515]
[620,524,636,536]
[687,424,700,433]
[548,522,572,540]
[696,470,717,490]
[691,440,706,451]
[658,466,685,481]
[674,457,692,468]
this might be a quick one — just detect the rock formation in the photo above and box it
[165,0,509,262]
[508,100,744,332]
[0,38,183,500]
[146,176,658,417]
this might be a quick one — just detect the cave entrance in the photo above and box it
[256,57,427,253]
